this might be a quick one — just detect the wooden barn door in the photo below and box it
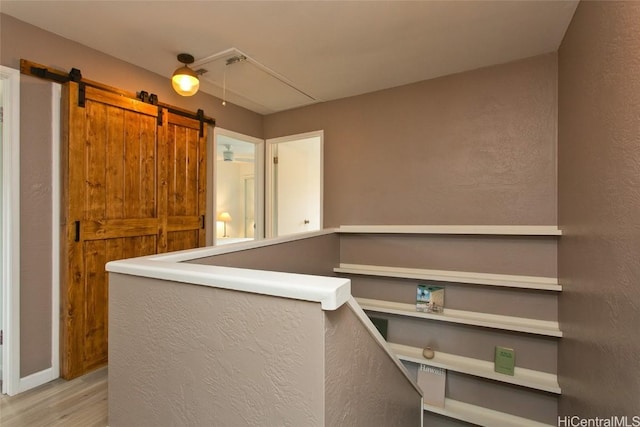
[163,113,207,252]
[61,82,207,379]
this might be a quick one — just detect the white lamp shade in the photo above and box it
[217,212,232,222]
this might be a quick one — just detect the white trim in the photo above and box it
[424,398,554,427]
[335,263,561,291]
[255,137,265,240]
[265,140,274,237]
[107,261,350,311]
[356,297,562,337]
[18,367,57,394]
[50,83,61,381]
[205,126,214,246]
[1,65,20,396]
[107,229,349,310]
[390,342,560,393]
[337,225,562,236]
[266,130,324,238]
[213,127,265,245]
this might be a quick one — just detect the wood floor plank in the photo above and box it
[0,368,107,427]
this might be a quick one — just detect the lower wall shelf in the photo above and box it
[424,398,555,427]
[390,342,560,393]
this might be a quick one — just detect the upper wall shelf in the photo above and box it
[337,225,562,236]
[335,263,561,291]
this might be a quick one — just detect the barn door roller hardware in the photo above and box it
[20,59,215,127]
[27,63,80,84]
[136,90,211,133]
[27,64,86,106]
[138,91,163,125]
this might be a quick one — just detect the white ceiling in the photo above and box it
[0,1,578,114]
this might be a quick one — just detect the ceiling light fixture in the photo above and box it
[223,144,234,161]
[172,53,199,96]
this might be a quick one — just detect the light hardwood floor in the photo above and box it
[0,367,108,427]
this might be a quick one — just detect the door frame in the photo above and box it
[1,65,21,396]
[265,130,324,238]
[243,175,255,238]
[50,83,61,386]
[211,127,264,245]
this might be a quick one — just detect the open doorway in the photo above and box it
[213,128,264,245]
[266,130,323,238]
[1,65,20,396]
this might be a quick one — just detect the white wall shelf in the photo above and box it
[390,342,560,394]
[335,263,561,291]
[339,224,562,424]
[337,225,562,236]
[424,398,555,427]
[356,298,562,337]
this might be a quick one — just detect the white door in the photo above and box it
[267,131,323,237]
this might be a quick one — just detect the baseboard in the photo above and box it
[18,367,58,393]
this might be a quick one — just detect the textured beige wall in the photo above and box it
[558,1,640,417]
[0,13,263,377]
[340,234,557,277]
[264,53,558,227]
[110,273,422,426]
[325,303,421,426]
[192,233,339,276]
[19,75,53,377]
[109,274,325,426]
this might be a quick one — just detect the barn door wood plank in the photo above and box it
[62,83,161,379]
[164,111,207,252]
